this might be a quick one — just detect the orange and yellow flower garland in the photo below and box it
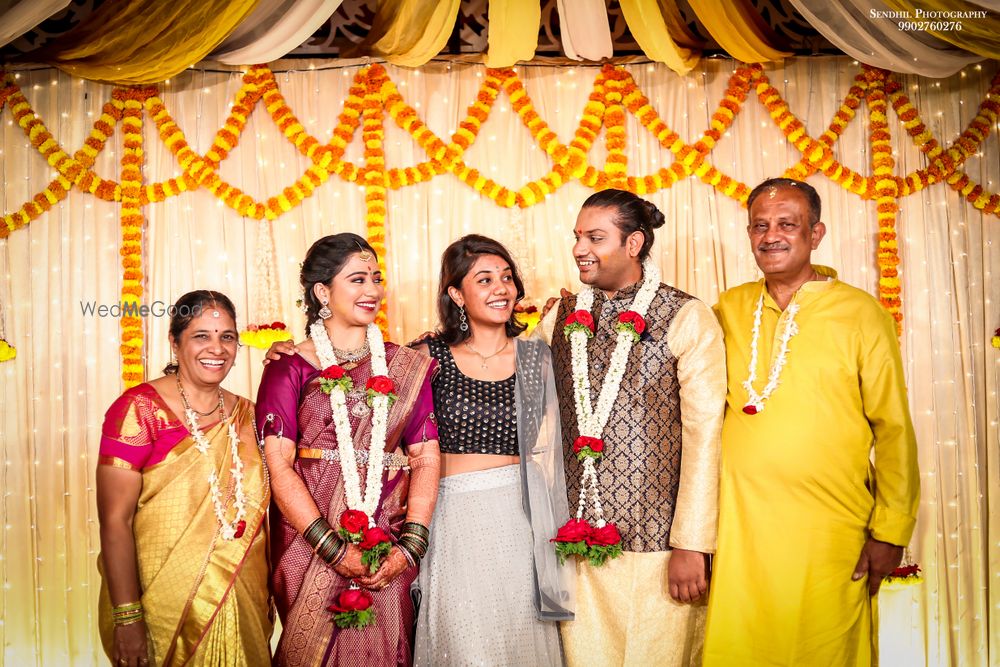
[115,87,156,387]
[865,68,903,332]
[1,80,122,234]
[363,69,390,335]
[887,73,1000,214]
[3,62,1000,378]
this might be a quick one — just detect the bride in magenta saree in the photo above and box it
[257,233,440,667]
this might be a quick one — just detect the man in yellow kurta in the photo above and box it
[703,178,920,666]
[540,189,726,666]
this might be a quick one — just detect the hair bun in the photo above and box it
[643,200,666,229]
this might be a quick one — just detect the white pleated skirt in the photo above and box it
[413,464,563,667]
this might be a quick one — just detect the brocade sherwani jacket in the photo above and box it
[541,279,726,554]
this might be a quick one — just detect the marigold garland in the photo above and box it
[115,87,156,387]
[363,67,390,336]
[3,62,1000,351]
[865,68,903,333]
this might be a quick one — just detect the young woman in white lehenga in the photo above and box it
[412,235,575,666]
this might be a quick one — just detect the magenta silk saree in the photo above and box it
[257,343,437,667]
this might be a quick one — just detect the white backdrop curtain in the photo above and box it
[209,0,343,65]
[0,0,71,48]
[556,0,613,61]
[0,56,997,665]
[788,0,984,77]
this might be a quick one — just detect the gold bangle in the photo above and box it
[114,615,144,627]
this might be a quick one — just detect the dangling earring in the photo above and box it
[459,305,469,332]
[318,299,333,320]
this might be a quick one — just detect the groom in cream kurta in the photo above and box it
[539,192,726,666]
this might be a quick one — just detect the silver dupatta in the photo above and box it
[515,337,576,621]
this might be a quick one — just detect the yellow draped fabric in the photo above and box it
[687,0,792,63]
[484,0,540,67]
[347,0,461,68]
[25,0,259,85]
[703,267,920,666]
[97,399,272,665]
[618,0,702,75]
[882,0,1000,59]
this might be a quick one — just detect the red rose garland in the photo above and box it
[564,310,596,337]
[572,435,604,460]
[553,260,661,567]
[320,364,353,394]
[338,509,368,540]
[328,585,376,629]
[614,310,646,342]
[365,375,397,408]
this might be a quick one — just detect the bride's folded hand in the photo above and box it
[355,547,409,591]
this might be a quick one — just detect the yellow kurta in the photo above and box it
[703,267,919,666]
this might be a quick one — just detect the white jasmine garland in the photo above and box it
[741,294,801,414]
[184,411,247,541]
[567,259,660,526]
[310,321,390,520]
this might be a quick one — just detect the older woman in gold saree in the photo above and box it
[96,291,272,667]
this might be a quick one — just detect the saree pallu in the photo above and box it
[271,346,434,667]
[98,398,272,666]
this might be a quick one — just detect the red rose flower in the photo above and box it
[339,510,369,534]
[359,526,391,550]
[572,436,604,453]
[552,518,593,543]
[233,520,247,539]
[327,588,373,613]
[618,311,646,334]
[565,310,595,332]
[586,523,622,547]
[742,405,758,415]
[322,365,346,380]
[366,375,395,395]
[270,321,286,330]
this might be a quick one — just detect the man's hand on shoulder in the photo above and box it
[852,537,904,596]
[541,288,573,319]
[667,548,709,603]
[262,340,298,366]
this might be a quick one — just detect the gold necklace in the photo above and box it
[176,375,225,418]
[464,337,509,370]
[331,339,371,363]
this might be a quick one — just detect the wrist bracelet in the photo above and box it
[317,533,343,563]
[398,533,428,558]
[398,544,418,568]
[113,613,144,627]
[397,537,425,563]
[304,517,332,548]
[401,521,430,540]
[326,539,349,566]
[312,529,336,555]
